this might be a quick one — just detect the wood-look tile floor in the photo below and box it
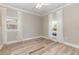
[0,38,79,55]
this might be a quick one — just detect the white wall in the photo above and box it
[42,15,49,37]
[22,12,43,39]
[63,4,79,45]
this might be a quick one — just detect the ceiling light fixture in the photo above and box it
[35,3,49,9]
[36,3,42,9]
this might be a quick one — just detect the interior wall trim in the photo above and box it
[6,36,42,45]
[0,4,42,16]
[43,3,72,16]
[42,36,79,48]
[0,3,72,16]
[62,41,79,48]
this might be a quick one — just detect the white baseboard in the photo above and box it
[42,36,79,48]
[6,36,42,45]
[62,41,79,48]
[5,36,79,48]
[6,40,20,45]
[0,44,3,50]
[40,36,49,39]
[23,36,42,41]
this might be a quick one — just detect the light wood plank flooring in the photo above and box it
[0,38,79,55]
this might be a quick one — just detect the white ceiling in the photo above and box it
[2,3,66,15]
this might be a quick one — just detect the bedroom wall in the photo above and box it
[63,4,79,45]
[22,12,43,39]
[42,15,49,37]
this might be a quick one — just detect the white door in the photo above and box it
[56,9,64,42]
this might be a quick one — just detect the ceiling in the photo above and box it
[2,3,66,16]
